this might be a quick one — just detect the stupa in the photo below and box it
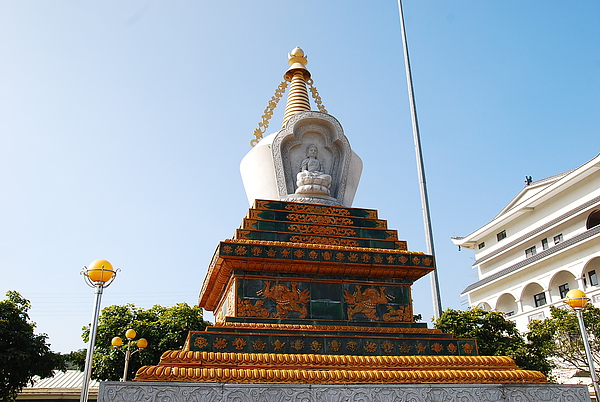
[98,48,590,401]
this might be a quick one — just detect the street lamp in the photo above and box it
[111,329,148,381]
[564,289,600,400]
[80,259,118,402]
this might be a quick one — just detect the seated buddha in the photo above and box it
[295,144,332,196]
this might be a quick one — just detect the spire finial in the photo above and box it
[282,47,311,127]
[288,46,307,66]
[284,46,311,81]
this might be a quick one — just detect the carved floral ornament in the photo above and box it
[220,241,428,267]
[191,335,472,356]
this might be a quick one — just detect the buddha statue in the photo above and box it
[295,144,332,196]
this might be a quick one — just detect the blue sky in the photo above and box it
[1,1,599,354]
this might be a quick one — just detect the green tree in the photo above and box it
[0,291,65,401]
[81,303,211,381]
[528,304,600,373]
[433,307,553,376]
[62,349,86,370]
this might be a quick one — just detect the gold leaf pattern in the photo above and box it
[328,340,341,352]
[431,343,444,353]
[252,339,266,351]
[291,340,305,351]
[194,337,208,348]
[284,204,351,216]
[272,340,285,351]
[289,236,359,247]
[346,341,359,352]
[286,213,354,226]
[213,338,228,350]
[288,224,356,237]
[382,341,394,353]
[364,341,377,353]
[233,338,247,350]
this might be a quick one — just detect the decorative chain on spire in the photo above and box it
[251,81,288,148]
[307,78,327,114]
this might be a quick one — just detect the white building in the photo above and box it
[453,153,600,332]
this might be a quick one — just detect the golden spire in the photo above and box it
[250,47,327,147]
[281,46,311,128]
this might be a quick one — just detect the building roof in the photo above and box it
[18,370,99,400]
[452,153,600,248]
[26,370,99,389]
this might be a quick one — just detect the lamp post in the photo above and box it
[80,259,118,402]
[111,329,148,381]
[564,289,600,400]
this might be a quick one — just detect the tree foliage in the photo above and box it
[0,291,65,402]
[433,308,553,376]
[528,304,600,373]
[80,303,211,381]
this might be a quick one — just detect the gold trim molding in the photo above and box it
[206,322,442,334]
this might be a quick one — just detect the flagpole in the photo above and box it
[397,0,443,319]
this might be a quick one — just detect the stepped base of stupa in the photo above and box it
[98,381,590,401]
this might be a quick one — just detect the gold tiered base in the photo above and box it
[135,352,546,384]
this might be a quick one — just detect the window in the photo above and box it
[587,210,600,229]
[553,234,563,245]
[534,292,547,307]
[541,238,549,250]
[525,246,537,258]
[478,242,485,249]
[505,311,515,317]
[559,283,570,299]
[496,230,507,242]
[528,312,545,321]
[589,270,598,287]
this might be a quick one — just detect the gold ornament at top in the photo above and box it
[250,47,328,147]
[284,47,310,80]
